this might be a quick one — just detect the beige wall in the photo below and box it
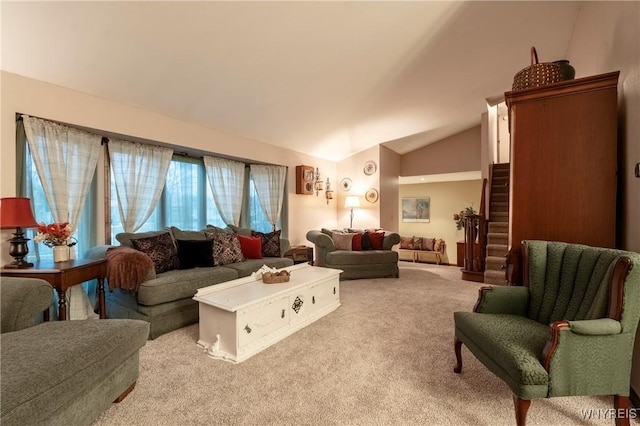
[563,1,640,399]
[401,125,481,176]
[398,180,482,264]
[379,146,401,232]
[336,145,380,230]
[0,71,338,265]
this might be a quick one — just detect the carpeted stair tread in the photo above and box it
[484,269,508,285]
[490,202,509,212]
[488,222,508,233]
[487,244,508,257]
[485,256,507,269]
[487,233,508,245]
[490,212,508,222]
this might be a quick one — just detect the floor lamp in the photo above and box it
[344,195,360,229]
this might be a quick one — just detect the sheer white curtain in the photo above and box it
[250,164,286,231]
[108,139,173,232]
[22,115,101,234]
[204,156,245,226]
[22,115,102,320]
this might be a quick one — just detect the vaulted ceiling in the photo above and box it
[1,1,581,160]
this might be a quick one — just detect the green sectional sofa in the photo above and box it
[0,277,149,426]
[87,226,293,339]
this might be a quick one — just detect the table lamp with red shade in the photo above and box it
[0,197,39,268]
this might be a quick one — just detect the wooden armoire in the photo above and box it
[504,71,620,284]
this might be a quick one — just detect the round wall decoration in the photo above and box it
[340,178,352,191]
[363,160,377,176]
[365,188,379,203]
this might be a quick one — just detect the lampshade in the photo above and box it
[0,197,38,229]
[344,195,361,209]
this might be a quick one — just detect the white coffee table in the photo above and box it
[193,263,342,363]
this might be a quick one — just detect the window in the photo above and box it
[25,144,95,261]
[248,178,281,233]
[109,155,226,241]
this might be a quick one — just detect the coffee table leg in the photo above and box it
[98,278,106,319]
[57,289,67,321]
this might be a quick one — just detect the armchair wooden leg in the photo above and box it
[113,382,136,403]
[614,395,630,426]
[453,337,462,373]
[512,394,531,426]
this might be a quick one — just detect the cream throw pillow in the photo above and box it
[333,232,354,251]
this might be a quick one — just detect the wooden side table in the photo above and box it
[284,245,314,265]
[1,258,107,321]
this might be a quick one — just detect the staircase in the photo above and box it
[484,163,509,285]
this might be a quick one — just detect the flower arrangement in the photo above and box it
[453,206,477,230]
[34,222,77,248]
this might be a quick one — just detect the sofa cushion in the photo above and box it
[136,266,239,306]
[176,239,215,269]
[333,232,354,251]
[454,312,550,387]
[326,250,398,266]
[204,225,234,235]
[0,319,148,426]
[131,232,180,274]
[227,225,253,237]
[223,257,294,278]
[170,226,207,241]
[252,230,282,257]
[207,232,245,266]
[238,235,263,259]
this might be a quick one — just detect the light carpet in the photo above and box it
[94,262,630,425]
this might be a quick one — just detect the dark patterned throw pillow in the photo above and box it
[209,232,245,266]
[400,236,413,249]
[131,232,180,274]
[251,230,281,257]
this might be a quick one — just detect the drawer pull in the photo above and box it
[333,287,336,294]
[244,325,252,334]
[281,309,285,318]
[312,296,316,304]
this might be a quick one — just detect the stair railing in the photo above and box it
[461,178,488,280]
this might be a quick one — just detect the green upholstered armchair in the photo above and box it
[453,240,640,426]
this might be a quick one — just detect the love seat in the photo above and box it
[454,240,640,426]
[87,226,293,339]
[306,228,400,280]
[0,277,149,426]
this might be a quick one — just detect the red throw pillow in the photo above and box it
[352,233,363,251]
[238,235,263,259]
[367,231,385,250]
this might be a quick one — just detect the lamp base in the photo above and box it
[3,260,34,269]
[5,227,33,269]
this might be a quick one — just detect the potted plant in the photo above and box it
[453,206,477,230]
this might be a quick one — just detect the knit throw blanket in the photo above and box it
[105,246,155,292]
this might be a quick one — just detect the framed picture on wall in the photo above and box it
[402,197,430,222]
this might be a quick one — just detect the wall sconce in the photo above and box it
[314,167,324,196]
[344,195,360,228]
[0,197,39,268]
[325,178,334,205]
